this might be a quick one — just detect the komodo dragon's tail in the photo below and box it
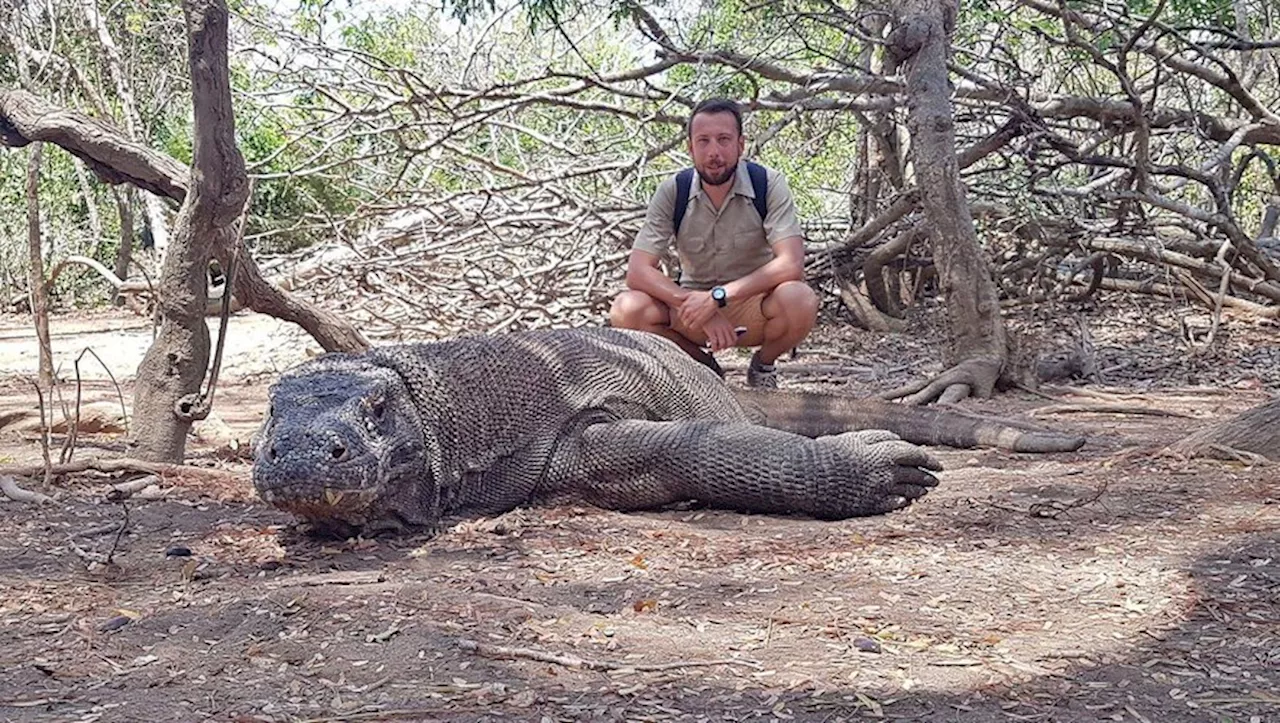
[733,389,1086,453]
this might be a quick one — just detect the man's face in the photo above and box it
[688,111,745,187]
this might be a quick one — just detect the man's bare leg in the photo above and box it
[753,280,820,365]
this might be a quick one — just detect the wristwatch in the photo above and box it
[710,286,728,308]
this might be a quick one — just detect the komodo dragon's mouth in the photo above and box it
[256,485,385,535]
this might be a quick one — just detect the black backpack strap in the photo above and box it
[746,161,769,222]
[673,168,695,235]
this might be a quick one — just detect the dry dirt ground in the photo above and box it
[0,304,1277,723]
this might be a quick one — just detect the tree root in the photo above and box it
[880,357,1003,405]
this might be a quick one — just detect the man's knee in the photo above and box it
[609,290,663,330]
[767,280,820,325]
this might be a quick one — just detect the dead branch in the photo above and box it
[0,89,189,199]
[864,224,925,316]
[456,639,762,672]
[45,255,128,291]
[0,457,238,481]
[0,476,54,504]
[1095,277,1279,318]
[1029,403,1191,418]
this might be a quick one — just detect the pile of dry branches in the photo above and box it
[273,188,643,340]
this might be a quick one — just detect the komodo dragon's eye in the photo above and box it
[369,399,386,422]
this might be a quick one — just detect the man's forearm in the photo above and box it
[723,255,804,301]
[626,263,691,308]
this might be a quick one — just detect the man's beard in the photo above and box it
[697,162,737,187]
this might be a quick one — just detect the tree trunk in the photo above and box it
[883,0,1008,405]
[128,0,248,462]
[74,159,104,259]
[26,143,54,391]
[112,186,134,306]
[0,88,368,353]
[1170,398,1280,461]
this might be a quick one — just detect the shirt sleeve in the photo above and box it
[763,170,804,244]
[632,177,678,258]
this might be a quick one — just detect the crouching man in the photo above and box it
[610,97,818,388]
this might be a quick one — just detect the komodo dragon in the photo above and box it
[252,327,1084,536]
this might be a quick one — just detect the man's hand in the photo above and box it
[700,314,739,352]
[677,290,719,330]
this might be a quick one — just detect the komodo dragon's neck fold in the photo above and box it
[734,388,1086,453]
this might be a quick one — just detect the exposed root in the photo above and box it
[880,357,1002,405]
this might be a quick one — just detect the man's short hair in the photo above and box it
[687,98,744,137]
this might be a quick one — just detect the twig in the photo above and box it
[1028,480,1110,519]
[456,638,761,672]
[104,500,129,565]
[62,353,84,464]
[0,457,237,480]
[30,379,52,488]
[112,476,160,495]
[1029,403,1191,418]
[75,521,125,537]
[298,704,492,722]
[0,475,54,504]
[85,347,129,432]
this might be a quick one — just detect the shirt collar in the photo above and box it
[690,162,755,200]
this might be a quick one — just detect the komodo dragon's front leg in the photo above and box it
[545,421,943,519]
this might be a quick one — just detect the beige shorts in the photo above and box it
[669,293,768,347]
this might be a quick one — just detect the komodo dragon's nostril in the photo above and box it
[330,441,348,461]
[266,444,278,463]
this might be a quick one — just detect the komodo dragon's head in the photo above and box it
[251,360,438,537]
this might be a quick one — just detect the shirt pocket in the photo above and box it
[679,226,713,257]
[731,207,768,252]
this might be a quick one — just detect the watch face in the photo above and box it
[713,287,726,300]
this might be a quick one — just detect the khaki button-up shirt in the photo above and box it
[633,162,804,291]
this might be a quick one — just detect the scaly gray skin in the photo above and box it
[252,327,1081,536]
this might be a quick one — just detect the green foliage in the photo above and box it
[1122,0,1233,26]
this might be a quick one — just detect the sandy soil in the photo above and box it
[0,306,1276,722]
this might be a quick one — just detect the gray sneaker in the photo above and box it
[746,355,778,388]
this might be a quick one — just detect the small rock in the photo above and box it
[193,414,241,452]
[99,615,132,632]
[165,546,192,558]
[853,636,882,653]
